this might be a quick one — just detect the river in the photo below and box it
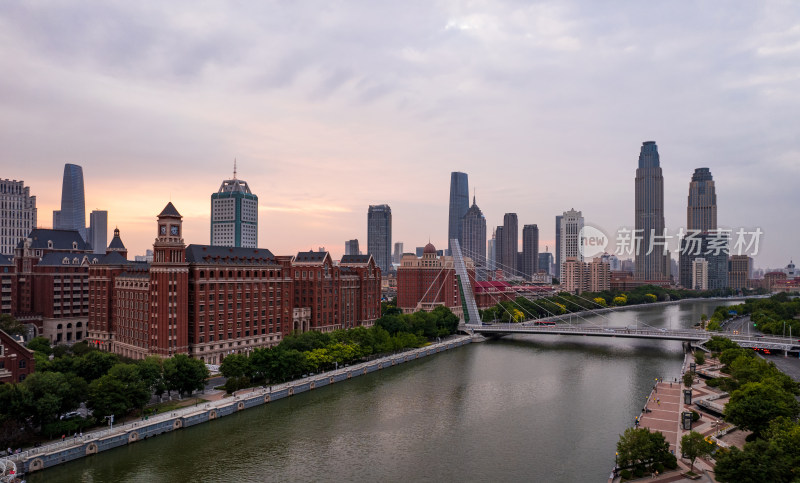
[30,299,735,482]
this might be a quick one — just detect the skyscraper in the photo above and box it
[522,224,539,280]
[0,178,36,256]
[687,168,717,232]
[393,242,404,264]
[634,141,668,281]
[462,196,487,278]
[554,215,563,280]
[368,204,392,273]
[447,172,469,253]
[211,166,258,248]
[345,239,360,256]
[538,252,554,276]
[487,229,497,273]
[494,226,504,273]
[559,209,584,281]
[88,210,108,254]
[501,213,518,277]
[54,163,87,241]
[679,168,726,289]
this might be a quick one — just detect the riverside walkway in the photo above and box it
[610,354,737,483]
[0,335,473,477]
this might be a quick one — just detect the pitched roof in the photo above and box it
[38,252,90,267]
[185,244,277,265]
[95,251,129,265]
[108,228,126,250]
[0,254,12,266]
[340,254,372,265]
[294,251,329,264]
[158,202,182,218]
[17,229,90,251]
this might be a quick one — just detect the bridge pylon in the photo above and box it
[450,238,481,327]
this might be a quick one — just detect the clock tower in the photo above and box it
[150,202,189,356]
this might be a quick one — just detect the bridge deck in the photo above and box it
[465,323,800,352]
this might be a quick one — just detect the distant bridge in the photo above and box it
[449,239,800,354]
[467,323,800,353]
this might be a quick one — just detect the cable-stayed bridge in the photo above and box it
[449,239,800,354]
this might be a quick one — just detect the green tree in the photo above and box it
[616,427,671,472]
[74,350,120,382]
[138,356,167,401]
[714,439,784,482]
[724,381,800,437]
[680,431,713,473]
[694,351,706,366]
[26,336,52,355]
[88,363,151,419]
[683,372,694,388]
[163,354,209,398]
[23,371,88,428]
[0,314,25,336]
[220,354,251,379]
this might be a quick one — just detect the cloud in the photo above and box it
[0,1,798,266]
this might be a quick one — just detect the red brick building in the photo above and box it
[88,203,381,364]
[11,229,95,344]
[0,329,35,383]
[397,243,475,318]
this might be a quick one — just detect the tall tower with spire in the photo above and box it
[462,195,487,279]
[210,162,258,248]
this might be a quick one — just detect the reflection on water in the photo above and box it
[31,300,735,483]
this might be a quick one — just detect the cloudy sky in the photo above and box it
[1,1,798,268]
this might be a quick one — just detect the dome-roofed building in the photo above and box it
[397,242,475,319]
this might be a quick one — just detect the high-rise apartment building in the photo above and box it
[462,196,486,278]
[447,172,469,254]
[53,164,87,241]
[554,215,563,280]
[0,179,36,256]
[88,210,108,254]
[728,255,751,291]
[367,204,392,273]
[559,209,584,281]
[634,142,668,281]
[501,213,518,277]
[692,258,709,290]
[494,226,504,273]
[345,239,360,256]
[522,224,539,280]
[210,169,258,248]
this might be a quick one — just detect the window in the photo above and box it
[19,360,26,369]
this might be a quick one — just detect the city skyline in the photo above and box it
[1,2,798,267]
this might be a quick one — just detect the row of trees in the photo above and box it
[706,293,800,334]
[0,339,208,447]
[220,306,460,392]
[700,336,800,481]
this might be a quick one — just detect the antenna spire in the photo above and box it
[233,158,237,180]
